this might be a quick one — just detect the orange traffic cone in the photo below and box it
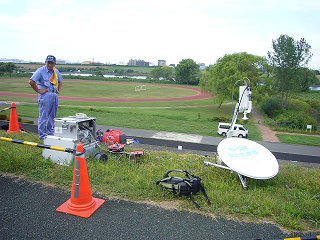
[56,143,105,218]
[7,102,21,133]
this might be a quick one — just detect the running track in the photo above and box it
[0,81,212,103]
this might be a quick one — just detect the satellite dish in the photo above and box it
[217,138,279,180]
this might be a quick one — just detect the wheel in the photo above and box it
[238,134,243,138]
[222,132,226,137]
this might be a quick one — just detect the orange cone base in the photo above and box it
[56,197,105,218]
[6,129,21,133]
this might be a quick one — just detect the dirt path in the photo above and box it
[251,107,280,142]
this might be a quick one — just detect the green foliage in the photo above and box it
[56,66,77,72]
[0,62,17,77]
[0,62,5,76]
[0,113,8,120]
[199,52,268,107]
[286,98,313,114]
[212,116,229,122]
[0,132,54,176]
[295,91,320,114]
[260,96,318,130]
[267,34,313,108]
[276,134,320,146]
[151,66,173,80]
[274,110,317,130]
[175,59,200,85]
[260,97,282,118]
[297,68,319,91]
[307,98,320,110]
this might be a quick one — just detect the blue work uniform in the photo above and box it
[30,66,63,140]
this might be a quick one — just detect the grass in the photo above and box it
[0,78,196,98]
[1,102,262,141]
[0,131,319,231]
[276,134,320,147]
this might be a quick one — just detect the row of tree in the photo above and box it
[0,62,17,77]
[199,34,318,109]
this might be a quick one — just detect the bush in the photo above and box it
[212,116,229,122]
[286,98,312,114]
[0,113,8,120]
[274,110,317,130]
[307,98,320,111]
[260,96,282,118]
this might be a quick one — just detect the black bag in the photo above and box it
[156,170,211,208]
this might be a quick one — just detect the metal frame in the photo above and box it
[204,158,248,189]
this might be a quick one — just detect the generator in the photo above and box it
[42,113,98,165]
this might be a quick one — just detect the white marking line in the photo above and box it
[151,132,203,143]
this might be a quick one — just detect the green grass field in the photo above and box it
[0,78,196,98]
[0,77,262,141]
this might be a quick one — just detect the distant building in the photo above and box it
[198,63,206,70]
[82,61,95,65]
[169,64,175,68]
[0,58,19,63]
[128,59,137,66]
[56,59,66,64]
[128,59,149,67]
[158,60,166,66]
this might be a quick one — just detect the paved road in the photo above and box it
[3,116,319,168]
[1,174,319,240]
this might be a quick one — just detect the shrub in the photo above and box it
[274,110,317,130]
[212,116,229,122]
[286,98,312,114]
[0,113,8,120]
[307,98,320,110]
[260,96,282,118]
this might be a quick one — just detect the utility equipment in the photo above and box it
[42,113,98,165]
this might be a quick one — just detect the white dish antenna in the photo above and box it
[205,138,279,188]
[218,138,278,179]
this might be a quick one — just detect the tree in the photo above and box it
[296,68,318,91]
[267,34,313,108]
[199,52,268,107]
[0,63,5,76]
[160,66,173,80]
[4,62,17,77]
[151,66,173,80]
[175,59,200,85]
[151,67,162,79]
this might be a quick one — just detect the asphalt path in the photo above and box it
[1,174,319,240]
[1,120,319,168]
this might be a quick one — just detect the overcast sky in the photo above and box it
[1,0,319,69]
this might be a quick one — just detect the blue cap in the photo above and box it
[46,55,56,63]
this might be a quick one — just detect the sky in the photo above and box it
[0,0,319,69]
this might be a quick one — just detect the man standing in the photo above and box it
[29,55,63,140]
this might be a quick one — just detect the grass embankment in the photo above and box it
[276,134,320,147]
[0,132,319,231]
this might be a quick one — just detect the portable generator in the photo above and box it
[102,129,126,144]
[42,113,98,165]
